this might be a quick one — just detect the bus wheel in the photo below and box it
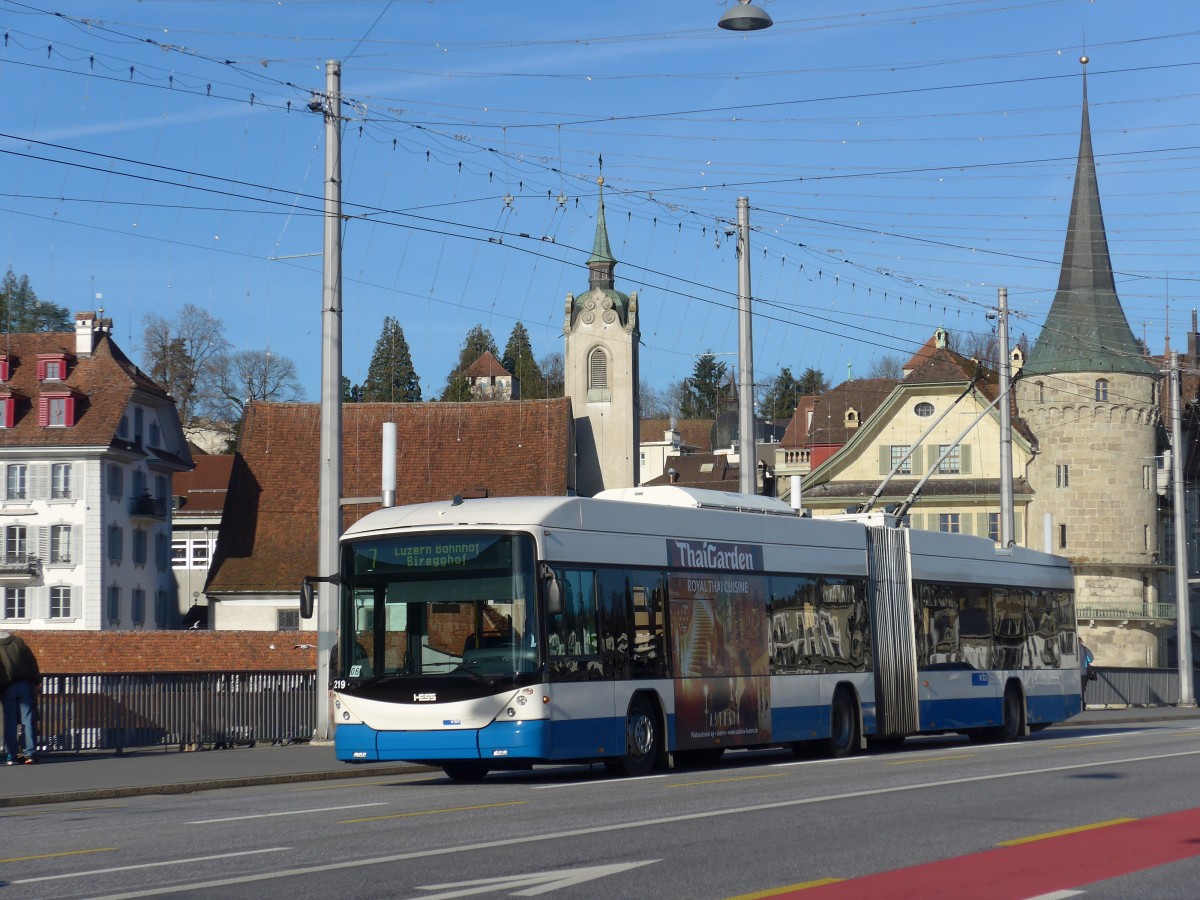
[613,695,660,777]
[827,688,860,758]
[996,684,1025,742]
[443,761,490,781]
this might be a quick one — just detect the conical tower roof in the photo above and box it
[570,175,631,326]
[1022,61,1157,377]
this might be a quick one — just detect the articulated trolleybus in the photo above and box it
[322,486,1080,780]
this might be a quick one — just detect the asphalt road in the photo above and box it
[2,718,1199,900]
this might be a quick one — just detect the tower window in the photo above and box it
[1056,464,1069,488]
[586,347,610,401]
[1095,379,1109,402]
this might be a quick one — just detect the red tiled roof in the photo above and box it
[206,399,575,594]
[0,330,172,449]
[640,418,714,453]
[642,453,739,491]
[13,630,317,673]
[461,351,510,378]
[804,379,897,446]
[173,454,234,517]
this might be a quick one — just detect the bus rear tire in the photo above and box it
[611,695,660,777]
[443,761,489,781]
[996,684,1025,742]
[827,687,860,758]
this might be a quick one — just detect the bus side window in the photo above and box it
[549,569,599,681]
[631,578,667,678]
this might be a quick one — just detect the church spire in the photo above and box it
[1022,57,1156,376]
[587,175,616,291]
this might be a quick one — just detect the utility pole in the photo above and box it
[315,60,343,740]
[1170,351,1196,706]
[997,288,1015,547]
[736,197,756,495]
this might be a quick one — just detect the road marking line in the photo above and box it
[1046,739,1121,750]
[726,877,844,898]
[188,802,387,824]
[887,754,976,766]
[668,773,787,788]
[341,800,526,823]
[534,773,670,789]
[0,847,116,864]
[11,847,291,884]
[83,747,1200,900]
[998,818,1136,846]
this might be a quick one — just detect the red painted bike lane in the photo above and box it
[761,806,1200,900]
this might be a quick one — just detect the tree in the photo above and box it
[540,351,564,398]
[341,375,362,403]
[640,380,670,417]
[361,316,421,402]
[759,367,803,421]
[439,324,499,401]
[0,269,71,333]
[502,322,544,399]
[867,354,904,380]
[141,304,230,426]
[678,353,728,419]
[211,349,304,421]
[797,367,830,396]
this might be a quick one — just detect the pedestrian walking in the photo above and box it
[0,632,40,764]
[1078,638,1097,706]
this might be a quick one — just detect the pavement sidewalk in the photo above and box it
[3,706,1196,808]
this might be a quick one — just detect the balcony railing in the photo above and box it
[0,553,40,579]
[1076,603,1177,623]
[128,495,168,520]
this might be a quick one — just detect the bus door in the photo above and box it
[546,568,611,759]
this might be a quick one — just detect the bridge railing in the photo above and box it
[35,671,316,753]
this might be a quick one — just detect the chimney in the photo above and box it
[75,311,97,356]
[1189,309,1199,363]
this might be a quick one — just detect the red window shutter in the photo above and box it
[1,399,10,428]
[36,358,46,381]
[0,358,8,381]
[37,396,49,427]
[65,395,76,426]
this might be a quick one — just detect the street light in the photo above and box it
[718,0,773,31]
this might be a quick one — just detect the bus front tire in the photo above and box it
[996,684,1025,742]
[611,695,660,777]
[827,687,860,758]
[442,761,490,781]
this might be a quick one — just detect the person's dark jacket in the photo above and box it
[0,632,39,687]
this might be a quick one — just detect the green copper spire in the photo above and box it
[587,175,616,271]
[1023,58,1156,377]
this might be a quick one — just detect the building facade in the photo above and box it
[0,313,192,630]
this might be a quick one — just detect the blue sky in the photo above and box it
[1,0,1197,404]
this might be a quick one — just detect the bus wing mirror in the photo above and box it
[299,577,316,620]
[541,565,563,616]
[300,574,338,620]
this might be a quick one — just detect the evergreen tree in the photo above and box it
[797,367,830,396]
[540,351,564,398]
[361,316,421,402]
[0,269,71,332]
[502,322,543,399]
[341,376,362,403]
[439,324,499,401]
[760,367,802,420]
[678,353,728,419]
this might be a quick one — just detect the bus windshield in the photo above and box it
[338,532,539,684]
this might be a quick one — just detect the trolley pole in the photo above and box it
[315,60,343,740]
[1170,351,1196,706]
[997,288,1015,547]
[736,197,756,496]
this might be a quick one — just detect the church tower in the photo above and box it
[564,177,640,495]
[1017,59,1163,665]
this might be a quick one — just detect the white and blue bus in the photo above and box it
[320,486,1080,780]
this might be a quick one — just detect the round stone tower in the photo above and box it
[1017,60,1163,667]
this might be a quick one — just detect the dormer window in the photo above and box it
[0,393,12,429]
[844,407,859,428]
[0,356,8,382]
[38,390,77,428]
[36,353,69,381]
